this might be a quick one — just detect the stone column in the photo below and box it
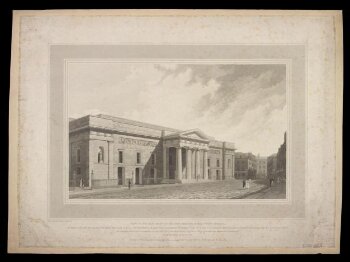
[88,140,94,189]
[176,147,183,181]
[166,147,170,179]
[191,149,196,179]
[203,150,208,180]
[186,148,192,180]
[140,168,143,185]
[222,142,226,180]
[232,154,235,178]
[154,168,157,184]
[195,149,200,180]
[163,144,167,179]
[108,141,114,181]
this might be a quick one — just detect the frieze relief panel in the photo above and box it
[163,139,209,150]
[118,136,158,147]
[180,140,209,150]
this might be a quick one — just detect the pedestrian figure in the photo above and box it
[80,178,83,189]
[247,179,251,189]
[128,179,131,190]
[242,179,246,189]
[269,178,273,187]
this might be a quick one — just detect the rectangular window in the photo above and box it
[119,151,123,163]
[207,158,210,167]
[217,159,220,167]
[137,152,141,164]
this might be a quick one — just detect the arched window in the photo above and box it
[98,147,104,163]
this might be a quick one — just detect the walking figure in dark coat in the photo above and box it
[128,179,131,190]
[242,179,246,189]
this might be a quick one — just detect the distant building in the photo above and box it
[256,155,267,179]
[69,114,236,189]
[267,132,287,182]
[267,153,277,180]
[276,132,287,180]
[234,152,257,179]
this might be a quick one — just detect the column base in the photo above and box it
[180,179,213,184]
[159,178,180,184]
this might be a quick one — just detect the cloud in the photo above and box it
[68,63,286,156]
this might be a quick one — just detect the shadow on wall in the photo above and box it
[140,141,163,185]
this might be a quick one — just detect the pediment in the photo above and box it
[184,133,203,139]
[180,129,211,141]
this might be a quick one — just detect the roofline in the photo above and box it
[69,114,237,148]
[96,114,181,132]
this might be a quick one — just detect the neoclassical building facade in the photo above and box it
[69,114,236,188]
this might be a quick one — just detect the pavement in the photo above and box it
[243,181,286,199]
[69,179,269,199]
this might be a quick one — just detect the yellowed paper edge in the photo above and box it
[8,11,21,254]
[334,11,343,254]
[8,9,343,254]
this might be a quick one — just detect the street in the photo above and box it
[70,179,270,199]
[244,181,286,199]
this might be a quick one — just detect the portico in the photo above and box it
[70,114,235,189]
[162,129,211,183]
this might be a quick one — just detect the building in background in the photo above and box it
[234,152,257,179]
[267,153,277,180]
[267,132,287,182]
[69,114,236,189]
[276,132,287,180]
[256,155,267,179]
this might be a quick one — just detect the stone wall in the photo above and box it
[69,130,90,187]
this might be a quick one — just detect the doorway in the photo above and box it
[118,167,124,185]
[135,168,141,185]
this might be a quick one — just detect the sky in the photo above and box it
[68,62,286,156]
